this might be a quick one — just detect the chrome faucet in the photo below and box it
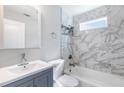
[18,53,29,68]
[22,53,27,62]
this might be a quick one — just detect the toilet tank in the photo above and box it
[48,59,65,80]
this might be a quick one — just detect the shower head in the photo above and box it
[61,24,74,36]
[61,24,73,30]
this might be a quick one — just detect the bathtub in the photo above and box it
[64,66,124,87]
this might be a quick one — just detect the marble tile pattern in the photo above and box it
[72,5,124,76]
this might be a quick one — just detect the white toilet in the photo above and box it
[49,59,79,87]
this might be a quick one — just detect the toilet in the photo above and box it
[49,59,79,87]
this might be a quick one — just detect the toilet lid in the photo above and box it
[58,75,79,87]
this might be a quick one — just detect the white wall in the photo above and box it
[40,5,61,61]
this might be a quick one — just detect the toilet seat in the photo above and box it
[57,74,79,87]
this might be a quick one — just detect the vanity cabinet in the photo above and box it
[3,68,53,87]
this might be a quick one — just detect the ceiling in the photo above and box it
[4,5,38,20]
[60,5,101,17]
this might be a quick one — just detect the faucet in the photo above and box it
[18,53,29,68]
[69,63,75,67]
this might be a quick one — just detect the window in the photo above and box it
[79,17,108,31]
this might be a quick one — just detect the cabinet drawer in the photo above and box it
[34,75,49,87]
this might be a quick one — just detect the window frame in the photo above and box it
[79,17,108,31]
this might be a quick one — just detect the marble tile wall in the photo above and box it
[73,5,124,76]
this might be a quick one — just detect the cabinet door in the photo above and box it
[33,68,53,87]
[34,73,52,87]
[34,74,49,87]
[18,80,33,87]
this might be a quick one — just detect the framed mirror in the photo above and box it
[0,5,41,49]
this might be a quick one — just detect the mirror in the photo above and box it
[0,5,41,49]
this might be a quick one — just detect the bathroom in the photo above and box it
[1,4,124,88]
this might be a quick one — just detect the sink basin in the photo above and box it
[8,61,49,74]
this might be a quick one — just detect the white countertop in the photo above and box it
[0,60,52,86]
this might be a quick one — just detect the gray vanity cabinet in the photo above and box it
[3,68,53,87]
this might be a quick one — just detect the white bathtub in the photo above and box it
[64,66,124,87]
